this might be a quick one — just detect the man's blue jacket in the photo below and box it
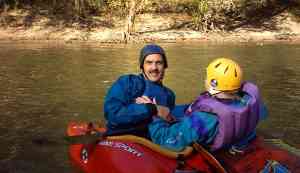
[104,74,176,136]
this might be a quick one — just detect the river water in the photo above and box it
[0,42,299,172]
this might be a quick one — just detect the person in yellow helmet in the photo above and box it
[205,58,242,95]
[149,58,268,152]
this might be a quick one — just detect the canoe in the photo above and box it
[66,122,300,173]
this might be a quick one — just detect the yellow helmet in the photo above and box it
[206,58,243,94]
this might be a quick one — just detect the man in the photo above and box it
[104,44,175,137]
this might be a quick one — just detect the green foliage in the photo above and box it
[187,0,282,31]
[0,0,105,18]
[64,0,105,18]
[190,0,209,31]
[105,0,127,17]
[140,0,194,13]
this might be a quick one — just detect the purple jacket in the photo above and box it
[188,82,261,151]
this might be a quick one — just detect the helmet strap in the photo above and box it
[213,91,241,100]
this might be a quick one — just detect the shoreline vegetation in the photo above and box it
[0,0,300,44]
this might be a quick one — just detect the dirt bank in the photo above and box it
[0,10,300,44]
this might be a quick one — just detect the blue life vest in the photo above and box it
[188,82,261,151]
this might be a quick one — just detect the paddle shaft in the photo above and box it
[193,143,228,173]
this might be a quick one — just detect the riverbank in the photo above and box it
[1,9,300,44]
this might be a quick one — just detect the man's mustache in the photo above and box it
[149,70,160,73]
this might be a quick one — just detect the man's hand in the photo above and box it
[135,96,154,104]
[156,105,175,122]
[135,95,175,122]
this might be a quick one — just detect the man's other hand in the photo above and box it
[156,105,175,122]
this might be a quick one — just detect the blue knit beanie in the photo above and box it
[139,44,168,69]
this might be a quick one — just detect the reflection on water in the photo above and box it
[0,42,299,172]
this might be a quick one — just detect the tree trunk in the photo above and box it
[124,0,142,43]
